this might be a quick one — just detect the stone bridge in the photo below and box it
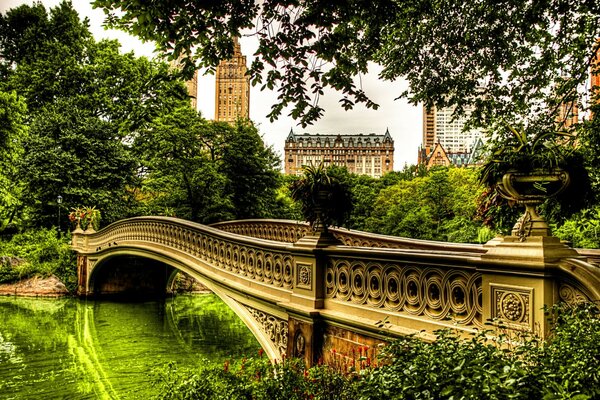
[71,217,600,366]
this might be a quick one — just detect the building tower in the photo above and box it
[591,39,600,118]
[422,106,435,149]
[215,37,250,123]
[169,58,199,110]
[186,70,199,111]
[418,104,484,167]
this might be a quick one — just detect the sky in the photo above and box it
[1,0,423,168]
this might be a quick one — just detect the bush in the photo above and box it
[153,303,600,400]
[0,228,76,291]
[553,207,600,248]
[529,303,600,399]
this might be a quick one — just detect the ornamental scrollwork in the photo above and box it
[325,259,483,327]
[558,283,589,305]
[246,306,288,357]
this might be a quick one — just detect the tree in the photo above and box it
[219,120,282,220]
[0,1,191,228]
[0,90,27,229]
[0,2,93,111]
[135,106,233,223]
[93,0,600,128]
[137,111,282,223]
[18,98,137,228]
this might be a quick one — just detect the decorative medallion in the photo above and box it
[295,332,306,357]
[501,293,523,321]
[490,284,532,330]
[296,263,312,290]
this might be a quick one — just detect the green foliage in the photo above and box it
[0,90,27,228]
[136,109,281,223]
[17,98,137,227]
[219,121,282,220]
[356,330,534,400]
[553,207,600,248]
[0,1,191,229]
[94,0,600,129]
[0,229,76,291]
[364,167,491,243]
[153,355,353,400]
[532,303,600,399]
[154,303,600,400]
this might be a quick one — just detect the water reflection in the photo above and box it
[0,294,260,399]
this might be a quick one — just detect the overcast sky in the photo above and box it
[2,0,423,168]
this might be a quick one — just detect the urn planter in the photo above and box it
[497,169,570,239]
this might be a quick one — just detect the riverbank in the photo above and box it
[0,271,211,297]
[0,274,69,297]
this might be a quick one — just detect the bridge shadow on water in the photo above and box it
[88,255,176,301]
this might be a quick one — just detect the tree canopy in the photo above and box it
[93,0,600,128]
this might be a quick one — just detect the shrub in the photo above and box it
[0,228,76,291]
[528,303,600,399]
[153,303,600,400]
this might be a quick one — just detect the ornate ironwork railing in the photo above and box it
[211,219,486,253]
[323,247,483,329]
[74,217,296,292]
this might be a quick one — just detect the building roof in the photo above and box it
[285,129,393,146]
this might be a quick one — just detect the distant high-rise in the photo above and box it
[215,38,250,123]
[170,58,199,110]
[418,104,483,167]
[591,39,600,115]
[186,69,199,111]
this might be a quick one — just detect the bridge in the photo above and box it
[71,217,600,366]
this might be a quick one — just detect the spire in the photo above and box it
[384,128,392,141]
[286,128,295,142]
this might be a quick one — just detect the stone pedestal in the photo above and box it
[480,234,581,337]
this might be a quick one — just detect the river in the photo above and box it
[0,294,260,399]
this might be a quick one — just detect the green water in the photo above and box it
[0,294,260,399]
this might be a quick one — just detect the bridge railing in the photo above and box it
[211,219,486,253]
[73,217,300,299]
[73,217,600,362]
[212,219,600,336]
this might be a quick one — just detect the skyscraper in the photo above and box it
[591,39,600,115]
[170,58,199,110]
[418,105,483,167]
[215,37,250,123]
[186,69,199,111]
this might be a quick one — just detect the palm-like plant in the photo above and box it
[478,120,591,237]
[479,121,576,188]
[289,163,353,232]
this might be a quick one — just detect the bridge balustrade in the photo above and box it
[73,217,600,366]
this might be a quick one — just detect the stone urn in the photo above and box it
[496,169,570,239]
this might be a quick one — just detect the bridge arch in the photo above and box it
[85,246,287,361]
